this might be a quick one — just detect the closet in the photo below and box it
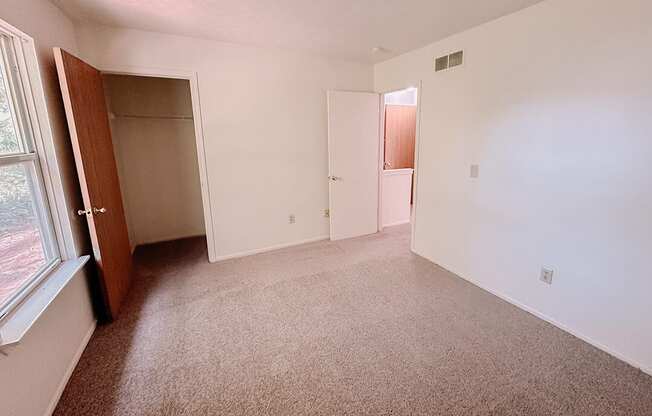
[103,74,206,251]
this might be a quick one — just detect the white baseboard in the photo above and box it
[412,247,652,377]
[213,235,330,262]
[44,320,96,416]
[383,219,411,228]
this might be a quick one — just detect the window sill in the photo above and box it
[0,255,90,348]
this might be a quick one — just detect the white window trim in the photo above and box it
[0,20,77,259]
[0,18,83,334]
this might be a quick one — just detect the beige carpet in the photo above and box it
[55,225,652,415]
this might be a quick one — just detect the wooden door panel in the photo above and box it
[384,105,416,169]
[54,48,132,320]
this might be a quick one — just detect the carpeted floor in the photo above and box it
[54,225,652,415]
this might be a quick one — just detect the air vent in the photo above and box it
[434,50,463,72]
[449,51,463,67]
[435,55,449,72]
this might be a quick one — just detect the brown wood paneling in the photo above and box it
[384,105,416,169]
[54,48,132,321]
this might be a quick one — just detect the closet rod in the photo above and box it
[110,113,193,120]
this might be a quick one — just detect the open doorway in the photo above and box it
[55,49,215,318]
[379,87,418,232]
[326,87,420,245]
[102,74,209,257]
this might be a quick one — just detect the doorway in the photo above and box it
[379,87,418,232]
[326,86,420,247]
[327,91,380,240]
[55,49,215,319]
[101,74,208,254]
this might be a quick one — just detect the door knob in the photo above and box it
[77,208,91,216]
[93,207,107,214]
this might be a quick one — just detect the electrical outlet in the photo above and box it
[324,209,330,218]
[470,164,479,178]
[288,214,296,224]
[540,268,554,285]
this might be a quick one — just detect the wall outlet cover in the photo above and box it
[540,268,554,285]
[470,164,479,178]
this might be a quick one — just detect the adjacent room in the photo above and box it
[1,1,651,415]
[381,87,417,230]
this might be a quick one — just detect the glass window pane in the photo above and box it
[0,163,49,306]
[0,47,22,155]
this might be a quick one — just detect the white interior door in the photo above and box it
[327,91,380,240]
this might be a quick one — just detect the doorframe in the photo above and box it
[377,83,423,253]
[97,65,217,262]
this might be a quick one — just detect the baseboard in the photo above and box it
[44,320,96,416]
[213,235,330,262]
[136,232,207,248]
[643,364,652,377]
[383,219,411,228]
[412,247,652,377]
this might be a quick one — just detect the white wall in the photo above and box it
[104,75,205,248]
[375,0,652,373]
[75,24,374,259]
[0,1,96,415]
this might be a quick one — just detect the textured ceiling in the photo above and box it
[52,0,544,63]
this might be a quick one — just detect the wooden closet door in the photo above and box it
[384,105,416,169]
[54,48,132,321]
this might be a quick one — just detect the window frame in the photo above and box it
[0,20,77,321]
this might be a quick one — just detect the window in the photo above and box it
[0,31,59,317]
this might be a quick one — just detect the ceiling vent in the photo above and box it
[434,50,463,72]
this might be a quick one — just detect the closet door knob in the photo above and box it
[93,207,107,214]
[77,208,91,216]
